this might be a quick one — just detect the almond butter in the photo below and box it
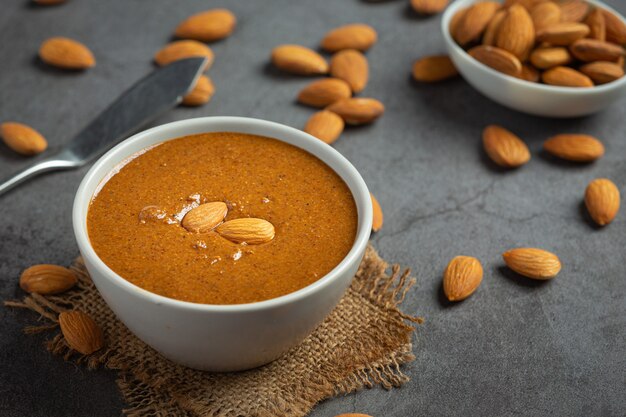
[20,264,77,295]
[0,122,48,155]
[326,98,384,125]
[518,63,540,82]
[411,0,449,15]
[39,37,95,70]
[297,78,352,108]
[585,9,606,41]
[569,38,626,62]
[58,310,104,355]
[579,60,625,84]
[602,9,626,45]
[443,256,483,301]
[543,134,604,162]
[542,66,593,87]
[371,193,383,232]
[482,125,530,168]
[411,55,459,82]
[329,49,369,93]
[468,45,522,77]
[304,110,345,144]
[182,202,228,233]
[453,2,501,46]
[585,178,620,226]
[495,4,535,60]
[216,218,275,244]
[271,45,329,75]
[559,0,589,23]
[502,248,561,280]
[483,10,506,46]
[530,2,561,32]
[321,24,378,52]
[182,75,215,106]
[536,22,590,46]
[530,47,572,69]
[174,9,236,42]
[154,40,214,69]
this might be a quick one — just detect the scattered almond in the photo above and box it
[20,264,77,295]
[329,49,369,93]
[602,9,626,45]
[495,4,535,60]
[216,218,275,244]
[482,124,530,168]
[542,66,593,87]
[0,122,48,155]
[39,37,95,70]
[482,10,506,46]
[543,134,604,162]
[371,193,383,232]
[585,178,620,226]
[321,24,378,52]
[174,9,236,42]
[559,0,590,23]
[579,60,625,84]
[443,256,483,301]
[326,98,384,125]
[182,75,215,106]
[530,47,572,69]
[271,45,329,75]
[154,40,214,69]
[502,248,562,280]
[304,110,345,144]
[182,202,228,233]
[58,310,104,355]
[530,2,561,32]
[585,9,606,41]
[298,78,352,108]
[412,55,459,82]
[453,1,501,46]
[468,45,522,77]
[411,0,449,15]
[536,22,590,46]
[569,38,626,62]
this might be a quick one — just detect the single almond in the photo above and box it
[371,193,383,232]
[453,1,501,46]
[530,47,572,69]
[495,4,535,60]
[602,9,626,45]
[569,38,626,62]
[483,9,506,46]
[154,40,214,69]
[182,202,228,233]
[559,0,590,23]
[579,60,625,84]
[298,78,352,108]
[0,122,48,155]
[585,178,620,226]
[530,2,561,32]
[182,75,215,106]
[518,63,540,82]
[411,0,449,15]
[543,134,604,162]
[271,45,329,75]
[174,9,236,42]
[449,7,469,38]
[411,55,458,82]
[468,45,522,77]
[58,310,104,355]
[536,22,590,46]
[502,248,561,280]
[39,37,95,70]
[542,66,593,87]
[585,9,606,41]
[443,256,483,301]
[304,110,345,144]
[482,124,530,168]
[326,98,384,125]
[329,49,369,93]
[321,24,377,52]
[216,218,275,244]
[20,264,77,295]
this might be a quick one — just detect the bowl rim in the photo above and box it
[72,116,372,313]
[441,0,626,94]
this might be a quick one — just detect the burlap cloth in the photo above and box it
[7,244,422,416]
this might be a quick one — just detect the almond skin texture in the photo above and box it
[559,0,589,23]
[411,0,449,15]
[454,2,501,46]
[536,23,590,46]
[586,9,606,41]
[216,218,275,244]
[495,4,535,61]
[58,310,104,355]
[543,134,605,162]
[321,24,377,52]
[502,248,561,280]
[182,75,215,106]
[174,9,236,42]
[412,55,459,82]
[585,178,620,226]
[371,193,383,232]
[443,256,483,301]
[39,37,95,70]
[326,98,384,125]
[482,125,530,168]
[297,78,352,108]
[329,49,369,93]
[483,10,506,46]
[20,265,77,295]
[304,110,345,144]
[542,66,593,87]
[530,47,572,69]
[182,202,228,233]
[0,122,48,155]
[271,45,329,75]
[154,40,214,69]
[530,2,561,32]
[579,61,625,84]
[569,38,626,62]
[602,9,626,45]
[468,45,522,77]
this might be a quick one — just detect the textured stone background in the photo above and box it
[1,0,625,416]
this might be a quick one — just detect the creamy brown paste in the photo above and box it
[87,132,357,305]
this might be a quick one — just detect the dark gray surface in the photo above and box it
[1,1,625,416]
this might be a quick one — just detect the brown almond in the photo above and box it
[154,40,214,69]
[39,37,95,70]
[326,98,384,125]
[216,218,275,244]
[585,178,620,226]
[502,0,545,10]
[449,7,469,37]
[536,22,590,46]
[271,45,328,75]
[495,4,536,60]
[542,66,593,87]
[559,0,589,23]
[411,0,449,15]
[483,10,506,46]
[304,110,345,144]
[297,78,352,108]
[569,38,626,62]
[20,264,77,295]
[530,2,561,32]
[443,256,483,301]
[468,45,522,77]
[602,9,626,45]
[0,122,48,156]
[321,24,378,52]
[482,125,530,168]
[585,9,606,41]
[543,134,604,162]
[502,248,561,280]
[182,75,215,107]
[454,2,501,46]
[371,193,383,232]
[518,63,540,82]
[182,202,228,233]
[59,310,104,355]
[329,49,369,93]
[174,9,236,42]
[530,47,572,69]
[579,60,625,84]
[411,55,459,82]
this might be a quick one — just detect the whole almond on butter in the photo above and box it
[482,125,530,168]
[271,45,328,75]
[542,66,593,87]
[536,23,590,46]
[182,75,215,106]
[330,49,369,93]
[585,178,620,226]
[468,45,522,77]
[412,55,458,82]
[530,2,561,32]
[154,40,214,69]
[371,193,383,232]
[39,37,95,70]
[502,248,561,280]
[59,310,104,355]
[298,78,352,108]
[321,24,377,52]
[304,110,345,144]
[580,60,625,84]
[443,256,483,301]
[454,2,501,46]
[0,122,48,155]
[483,10,506,46]
[569,38,626,62]
[326,98,384,125]
[495,4,535,60]
[174,9,236,42]
[585,9,606,41]
[530,47,572,69]
[518,63,540,82]
[216,218,275,244]
[543,134,604,162]
[182,202,228,233]
[20,264,77,295]
[602,9,626,45]
[411,0,449,15]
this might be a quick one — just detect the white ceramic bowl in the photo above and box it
[442,0,626,117]
[73,117,372,372]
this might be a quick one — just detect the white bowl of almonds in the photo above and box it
[442,0,626,117]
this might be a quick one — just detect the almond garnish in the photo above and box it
[321,24,378,52]
[585,178,620,226]
[174,9,236,42]
[482,125,530,168]
[371,193,383,232]
[20,264,77,295]
[216,218,275,244]
[154,40,214,69]
[182,75,215,107]
[326,98,384,125]
[543,134,604,162]
[0,122,48,156]
[443,256,483,301]
[304,110,345,144]
[39,37,95,70]
[329,49,369,93]
[59,310,104,355]
[271,45,329,75]
[502,248,562,280]
[297,78,352,108]
[182,202,228,233]
[412,55,459,82]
